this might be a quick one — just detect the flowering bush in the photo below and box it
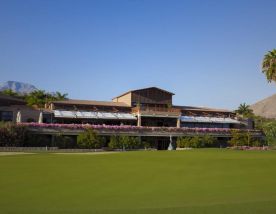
[18,122,259,134]
[18,123,264,137]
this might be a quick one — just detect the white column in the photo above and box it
[176,116,181,128]
[137,113,141,127]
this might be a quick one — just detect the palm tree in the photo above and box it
[25,90,68,108]
[25,90,47,108]
[235,103,253,118]
[262,49,276,83]
[54,91,68,100]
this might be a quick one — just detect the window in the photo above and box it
[0,111,13,121]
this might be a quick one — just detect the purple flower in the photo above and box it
[17,122,256,134]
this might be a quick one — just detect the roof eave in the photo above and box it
[113,87,175,99]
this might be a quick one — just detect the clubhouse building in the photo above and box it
[1,87,257,149]
[47,87,242,129]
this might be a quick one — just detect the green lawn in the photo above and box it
[1,149,276,213]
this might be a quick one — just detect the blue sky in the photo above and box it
[0,0,276,110]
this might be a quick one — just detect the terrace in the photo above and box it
[132,106,181,118]
[53,110,136,120]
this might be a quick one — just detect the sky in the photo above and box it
[0,0,276,110]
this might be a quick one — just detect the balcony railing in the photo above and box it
[132,106,181,117]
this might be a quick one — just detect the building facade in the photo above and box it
[1,87,258,149]
[0,94,42,123]
[47,87,242,129]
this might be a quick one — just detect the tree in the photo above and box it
[108,135,142,150]
[127,136,141,149]
[52,92,68,101]
[190,136,203,148]
[25,90,68,108]
[262,49,276,83]
[201,135,217,147]
[108,135,121,149]
[119,135,130,150]
[0,89,19,97]
[228,130,260,147]
[262,121,276,146]
[229,130,238,147]
[77,129,103,149]
[235,103,254,118]
[177,137,186,148]
[176,136,212,148]
[25,90,48,108]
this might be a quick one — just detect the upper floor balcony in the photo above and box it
[132,106,181,118]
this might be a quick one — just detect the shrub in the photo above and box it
[0,122,26,147]
[25,134,51,147]
[108,135,142,150]
[142,141,151,149]
[228,130,264,147]
[190,136,203,148]
[108,135,121,149]
[119,135,130,150]
[201,135,217,147]
[124,136,141,149]
[176,137,182,148]
[77,128,103,149]
[177,136,196,148]
[251,139,261,147]
[229,130,247,146]
[53,135,77,148]
[262,121,276,146]
[177,137,188,148]
[177,135,217,148]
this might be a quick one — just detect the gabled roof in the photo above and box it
[113,87,175,99]
[51,99,130,107]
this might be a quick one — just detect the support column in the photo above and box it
[176,116,181,128]
[51,135,55,147]
[137,113,141,127]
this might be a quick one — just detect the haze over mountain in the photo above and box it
[0,81,38,94]
[250,94,276,119]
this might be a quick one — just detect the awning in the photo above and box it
[54,110,137,120]
[180,116,240,124]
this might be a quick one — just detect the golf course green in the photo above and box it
[1,149,276,213]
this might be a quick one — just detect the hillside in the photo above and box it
[0,81,37,94]
[250,94,276,119]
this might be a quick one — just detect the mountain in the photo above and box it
[0,81,38,94]
[250,94,276,119]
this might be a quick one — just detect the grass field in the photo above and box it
[1,149,276,214]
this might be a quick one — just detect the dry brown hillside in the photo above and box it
[250,94,276,119]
